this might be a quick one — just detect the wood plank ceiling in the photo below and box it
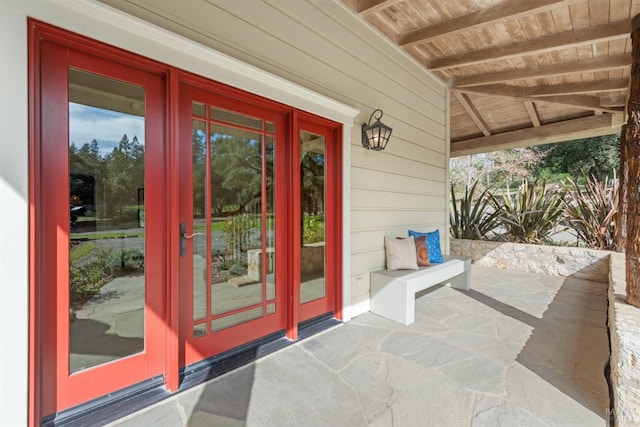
[342,0,639,156]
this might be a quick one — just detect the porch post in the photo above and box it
[619,124,627,254]
[623,15,640,306]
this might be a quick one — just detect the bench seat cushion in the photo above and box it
[413,235,431,266]
[385,236,418,271]
[408,229,444,263]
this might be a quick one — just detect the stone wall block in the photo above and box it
[450,239,611,283]
[609,252,640,426]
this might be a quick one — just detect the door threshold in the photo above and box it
[42,316,340,426]
[41,376,167,427]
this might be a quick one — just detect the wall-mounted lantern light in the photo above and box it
[361,109,392,151]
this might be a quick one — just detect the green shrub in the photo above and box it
[449,180,502,240]
[70,247,144,306]
[535,169,572,184]
[118,247,145,270]
[303,215,325,244]
[497,178,566,244]
[70,248,116,303]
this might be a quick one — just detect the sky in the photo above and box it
[69,102,145,156]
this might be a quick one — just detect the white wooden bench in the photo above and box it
[370,255,471,326]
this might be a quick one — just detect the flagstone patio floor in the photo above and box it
[107,265,611,427]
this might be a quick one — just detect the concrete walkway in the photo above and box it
[108,266,611,427]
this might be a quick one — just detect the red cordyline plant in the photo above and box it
[562,171,619,251]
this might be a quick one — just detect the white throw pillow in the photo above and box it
[385,236,418,271]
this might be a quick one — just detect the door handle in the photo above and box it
[182,232,204,239]
[180,222,205,256]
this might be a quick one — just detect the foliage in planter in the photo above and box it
[70,249,115,303]
[303,214,325,244]
[70,247,145,306]
[449,180,502,240]
[224,213,259,267]
[562,171,619,250]
[118,247,145,270]
[496,178,566,245]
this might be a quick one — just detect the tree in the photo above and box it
[210,132,265,216]
[490,147,546,189]
[192,128,207,218]
[533,134,620,182]
[70,139,103,211]
[450,147,544,191]
[449,154,487,189]
[102,134,145,223]
[301,151,325,215]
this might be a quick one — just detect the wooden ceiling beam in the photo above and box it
[399,0,583,48]
[357,0,404,17]
[527,78,630,97]
[451,79,629,98]
[454,84,530,98]
[453,86,622,114]
[450,114,624,156]
[453,92,491,136]
[541,95,623,113]
[600,95,628,107]
[452,55,631,87]
[524,101,541,127]
[429,20,631,70]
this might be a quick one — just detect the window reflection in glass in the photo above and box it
[210,125,264,320]
[192,119,207,321]
[300,131,326,304]
[68,69,146,373]
[189,104,275,335]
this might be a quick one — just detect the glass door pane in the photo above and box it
[188,101,278,343]
[209,123,265,330]
[68,69,146,373]
[299,131,326,304]
[192,118,208,328]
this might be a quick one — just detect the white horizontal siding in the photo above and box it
[352,168,447,195]
[99,0,449,317]
[351,189,445,211]
[352,210,445,232]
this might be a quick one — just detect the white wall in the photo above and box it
[0,4,29,426]
[0,0,447,422]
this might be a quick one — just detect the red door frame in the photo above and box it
[28,20,343,424]
[177,81,290,366]
[165,68,182,393]
[295,112,343,326]
[34,26,168,414]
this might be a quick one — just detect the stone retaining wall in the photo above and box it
[450,239,640,426]
[608,252,640,426]
[248,243,324,281]
[450,239,610,283]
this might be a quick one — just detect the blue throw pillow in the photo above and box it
[408,229,444,263]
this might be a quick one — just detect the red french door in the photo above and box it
[296,115,342,323]
[36,38,166,414]
[31,22,343,422]
[178,83,288,365]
